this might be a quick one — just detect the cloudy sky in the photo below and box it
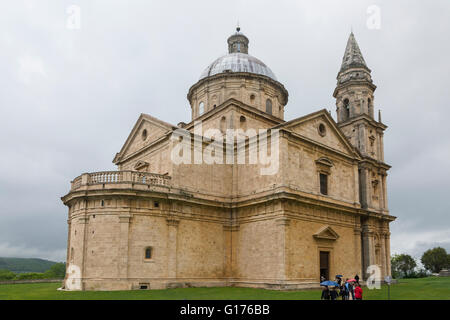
[0,0,449,263]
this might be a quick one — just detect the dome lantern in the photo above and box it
[227,27,249,54]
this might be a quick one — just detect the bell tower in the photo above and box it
[334,33,393,281]
[333,32,389,212]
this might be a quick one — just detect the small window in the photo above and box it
[145,247,152,259]
[320,173,328,195]
[250,94,255,102]
[240,116,247,130]
[199,102,204,115]
[154,201,159,208]
[266,99,272,115]
[142,129,148,141]
[237,42,241,52]
[318,123,326,137]
[343,99,350,120]
[100,200,104,207]
[139,283,149,290]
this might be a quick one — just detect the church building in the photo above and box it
[61,28,395,290]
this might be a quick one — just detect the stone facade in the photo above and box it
[61,30,395,290]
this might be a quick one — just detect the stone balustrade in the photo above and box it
[70,170,171,191]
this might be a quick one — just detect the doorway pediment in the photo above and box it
[313,226,339,241]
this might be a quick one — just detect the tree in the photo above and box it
[391,254,417,278]
[0,269,16,281]
[421,247,450,273]
[44,263,66,279]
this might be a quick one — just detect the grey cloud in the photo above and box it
[0,0,449,261]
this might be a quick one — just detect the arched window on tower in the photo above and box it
[343,99,350,120]
[198,102,204,116]
[266,99,272,115]
[368,98,372,117]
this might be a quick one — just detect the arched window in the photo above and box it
[343,99,350,120]
[266,99,272,115]
[144,247,152,260]
[368,98,372,116]
[199,102,204,115]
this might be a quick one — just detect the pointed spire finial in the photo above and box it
[236,20,240,32]
[339,31,369,73]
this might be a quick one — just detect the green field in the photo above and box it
[0,277,449,300]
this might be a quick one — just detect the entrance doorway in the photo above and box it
[320,251,330,280]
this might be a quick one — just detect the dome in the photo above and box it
[199,52,277,81]
[199,27,277,81]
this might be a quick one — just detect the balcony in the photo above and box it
[70,171,171,191]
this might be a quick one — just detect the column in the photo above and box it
[353,164,360,204]
[379,234,387,277]
[361,224,375,280]
[166,218,179,279]
[78,214,89,289]
[384,232,392,276]
[383,174,389,210]
[275,217,290,282]
[118,214,132,279]
[353,226,362,277]
[223,224,239,278]
[359,165,368,209]
[379,174,385,210]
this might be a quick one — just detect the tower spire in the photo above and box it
[333,32,376,123]
[340,32,369,73]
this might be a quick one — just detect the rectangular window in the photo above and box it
[145,247,152,259]
[320,173,328,195]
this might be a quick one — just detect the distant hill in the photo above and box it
[0,257,59,273]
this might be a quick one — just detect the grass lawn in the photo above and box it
[0,277,449,300]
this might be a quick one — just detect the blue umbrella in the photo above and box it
[336,275,343,278]
[320,280,339,287]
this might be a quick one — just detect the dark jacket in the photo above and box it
[330,289,338,300]
[321,289,330,300]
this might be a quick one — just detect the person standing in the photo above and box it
[343,279,350,300]
[330,287,338,300]
[321,286,330,300]
[348,281,355,300]
[354,274,360,285]
[354,284,363,300]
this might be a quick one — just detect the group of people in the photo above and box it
[320,274,363,300]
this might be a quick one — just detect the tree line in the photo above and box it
[0,262,66,281]
[391,247,450,278]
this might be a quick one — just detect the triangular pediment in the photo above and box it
[183,98,284,131]
[113,114,177,164]
[313,226,340,241]
[275,109,359,158]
